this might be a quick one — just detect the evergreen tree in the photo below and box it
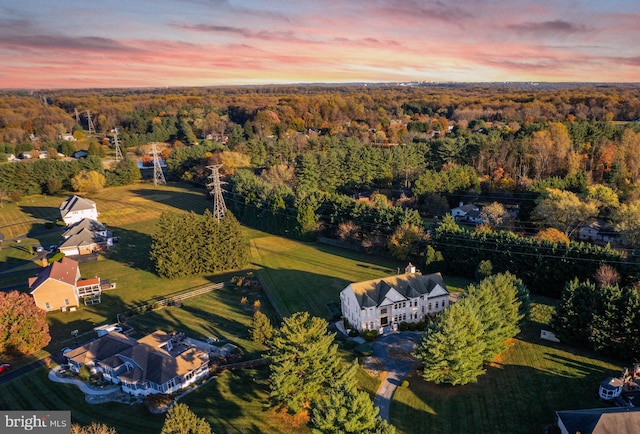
[414,300,486,385]
[249,311,274,346]
[268,312,341,413]
[161,403,211,434]
[551,279,596,346]
[465,273,524,361]
[311,385,382,433]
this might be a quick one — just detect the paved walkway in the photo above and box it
[372,332,422,421]
[48,366,120,396]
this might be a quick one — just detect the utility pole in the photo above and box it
[151,143,166,186]
[86,110,96,134]
[207,164,227,221]
[112,127,123,162]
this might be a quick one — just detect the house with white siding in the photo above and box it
[59,195,99,225]
[340,264,450,333]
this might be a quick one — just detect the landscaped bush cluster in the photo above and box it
[362,330,379,342]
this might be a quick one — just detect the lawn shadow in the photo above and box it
[128,185,210,214]
[102,226,155,272]
[391,360,611,434]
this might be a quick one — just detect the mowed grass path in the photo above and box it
[390,298,623,434]
[251,237,404,319]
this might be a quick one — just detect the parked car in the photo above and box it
[0,363,11,374]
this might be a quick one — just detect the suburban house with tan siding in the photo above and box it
[28,257,105,311]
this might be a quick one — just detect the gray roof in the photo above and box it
[557,407,640,434]
[59,195,96,218]
[349,273,447,308]
[62,218,106,237]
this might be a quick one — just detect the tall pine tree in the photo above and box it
[414,300,486,385]
[268,312,341,413]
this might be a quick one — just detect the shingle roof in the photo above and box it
[67,330,208,388]
[59,195,96,218]
[59,228,106,249]
[28,257,79,293]
[349,272,447,309]
[62,218,106,238]
[557,407,640,434]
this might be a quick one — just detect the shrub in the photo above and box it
[355,343,374,356]
[398,322,409,331]
[343,340,358,350]
[79,365,91,381]
[362,330,379,342]
[348,329,359,337]
[400,380,409,388]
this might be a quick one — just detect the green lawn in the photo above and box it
[390,298,622,434]
[0,367,165,433]
[251,237,408,319]
[0,182,626,434]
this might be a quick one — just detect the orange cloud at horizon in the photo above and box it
[0,0,638,89]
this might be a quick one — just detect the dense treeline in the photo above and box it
[227,168,422,246]
[0,156,140,195]
[430,215,635,298]
[552,277,640,361]
[150,210,248,278]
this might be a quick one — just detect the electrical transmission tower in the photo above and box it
[112,127,123,162]
[151,143,166,186]
[74,108,81,124]
[86,110,96,134]
[207,165,227,221]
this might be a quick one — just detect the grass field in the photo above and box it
[0,182,625,434]
[390,296,622,434]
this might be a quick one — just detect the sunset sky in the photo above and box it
[1,0,639,89]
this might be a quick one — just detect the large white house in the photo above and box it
[59,195,99,225]
[340,264,450,333]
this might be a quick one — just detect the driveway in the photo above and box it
[372,331,423,421]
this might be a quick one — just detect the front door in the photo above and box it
[380,316,388,326]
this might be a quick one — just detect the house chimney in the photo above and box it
[405,262,416,274]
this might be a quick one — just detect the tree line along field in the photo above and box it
[0,181,623,433]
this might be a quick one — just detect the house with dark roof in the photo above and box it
[59,195,99,225]
[450,202,487,224]
[339,264,450,333]
[556,407,640,434]
[59,218,113,256]
[64,330,210,396]
[28,257,104,311]
[578,219,620,245]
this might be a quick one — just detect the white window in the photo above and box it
[435,301,439,309]
[45,302,51,310]
[64,298,69,306]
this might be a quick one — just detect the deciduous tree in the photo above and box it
[70,422,118,434]
[71,170,106,195]
[532,188,598,237]
[0,291,50,356]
